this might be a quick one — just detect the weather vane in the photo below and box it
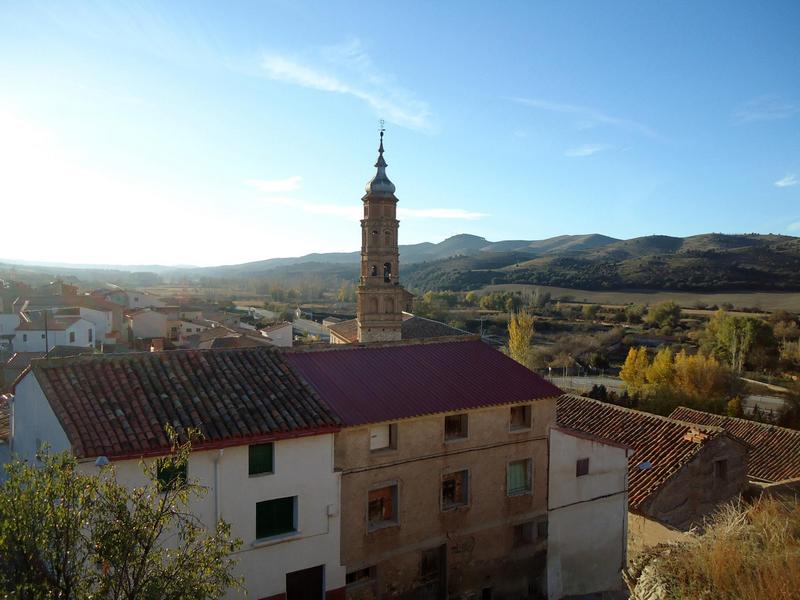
[379,119,385,139]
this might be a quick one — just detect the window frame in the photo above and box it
[369,423,398,452]
[576,457,590,477]
[444,413,469,442]
[346,566,376,588]
[509,404,532,432]
[714,459,728,482]
[506,458,533,496]
[255,495,298,540]
[248,442,275,477]
[440,468,470,511]
[367,482,399,531]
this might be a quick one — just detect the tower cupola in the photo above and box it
[363,130,396,198]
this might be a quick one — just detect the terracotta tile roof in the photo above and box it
[30,347,340,459]
[669,406,800,483]
[327,315,470,344]
[16,316,83,331]
[557,395,729,510]
[285,338,562,426]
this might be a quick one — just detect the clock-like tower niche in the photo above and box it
[357,130,411,343]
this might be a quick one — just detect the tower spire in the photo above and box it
[365,120,395,197]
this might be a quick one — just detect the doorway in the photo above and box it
[286,564,324,600]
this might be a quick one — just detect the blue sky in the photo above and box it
[1,1,798,266]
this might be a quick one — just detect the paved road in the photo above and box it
[548,375,626,393]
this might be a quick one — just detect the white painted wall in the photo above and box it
[74,307,112,344]
[0,314,20,337]
[128,310,168,339]
[547,428,629,599]
[13,318,94,352]
[127,292,166,309]
[10,372,345,599]
[179,320,210,338]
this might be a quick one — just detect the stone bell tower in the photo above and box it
[357,127,409,343]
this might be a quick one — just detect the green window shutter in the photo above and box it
[256,496,295,539]
[507,460,529,495]
[249,443,274,475]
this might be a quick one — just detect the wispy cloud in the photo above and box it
[775,174,798,188]
[564,143,612,157]
[245,179,487,221]
[734,96,800,123]
[510,97,659,139]
[261,39,433,132]
[244,176,302,193]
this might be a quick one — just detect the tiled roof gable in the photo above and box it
[670,406,800,483]
[31,347,340,459]
[557,394,729,510]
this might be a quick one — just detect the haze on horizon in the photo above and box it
[1,1,798,267]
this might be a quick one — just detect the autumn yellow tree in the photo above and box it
[508,309,535,369]
[646,347,675,393]
[620,347,650,395]
[673,350,729,401]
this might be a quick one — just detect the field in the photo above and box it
[482,284,800,312]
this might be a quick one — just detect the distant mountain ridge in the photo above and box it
[4,232,800,293]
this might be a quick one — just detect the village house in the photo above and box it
[670,406,800,493]
[284,337,563,599]
[16,295,125,346]
[13,315,95,353]
[260,321,293,348]
[546,426,631,599]
[557,395,749,532]
[126,307,168,341]
[10,348,347,600]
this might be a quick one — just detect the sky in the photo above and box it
[0,1,798,267]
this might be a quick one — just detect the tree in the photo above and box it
[0,432,242,599]
[645,301,681,329]
[625,304,646,324]
[645,347,675,393]
[726,396,744,417]
[581,304,600,321]
[702,310,778,373]
[507,309,535,369]
[620,347,650,395]
[673,350,729,402]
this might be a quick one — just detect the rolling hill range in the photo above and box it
[4,233,800,293]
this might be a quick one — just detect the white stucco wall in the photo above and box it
[127,292,166,309]
[547,428,629,599]
[76,307,112,343]
[10,372,345,599]
[0,313,21,337]
[128,310,168,339]
[13,319,94,352]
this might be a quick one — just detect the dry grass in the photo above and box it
[627,496,800,599]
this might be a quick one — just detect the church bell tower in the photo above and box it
[357,126,410,343]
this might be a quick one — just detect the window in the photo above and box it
[256,496,296,539]
[156,458,187,492]
[249,442,274,476]
[513,518,548,547]
[507,459,532,496]
[369,424,397,451]
[41,333,45,339]
[444,414,468,441]
[510,405,532,431]
[441,470,469,510]
[576,458,590,477]
[346,566,376,586]
[22,334,27,342]
[69,331,75,343]
[368,484,398,529]
[88,329,93,343]
[714,459,728,481]
[420,546,445,581]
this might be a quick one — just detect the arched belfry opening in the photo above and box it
[356,123,409,343]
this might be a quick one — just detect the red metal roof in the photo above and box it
[285,339,562,426]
